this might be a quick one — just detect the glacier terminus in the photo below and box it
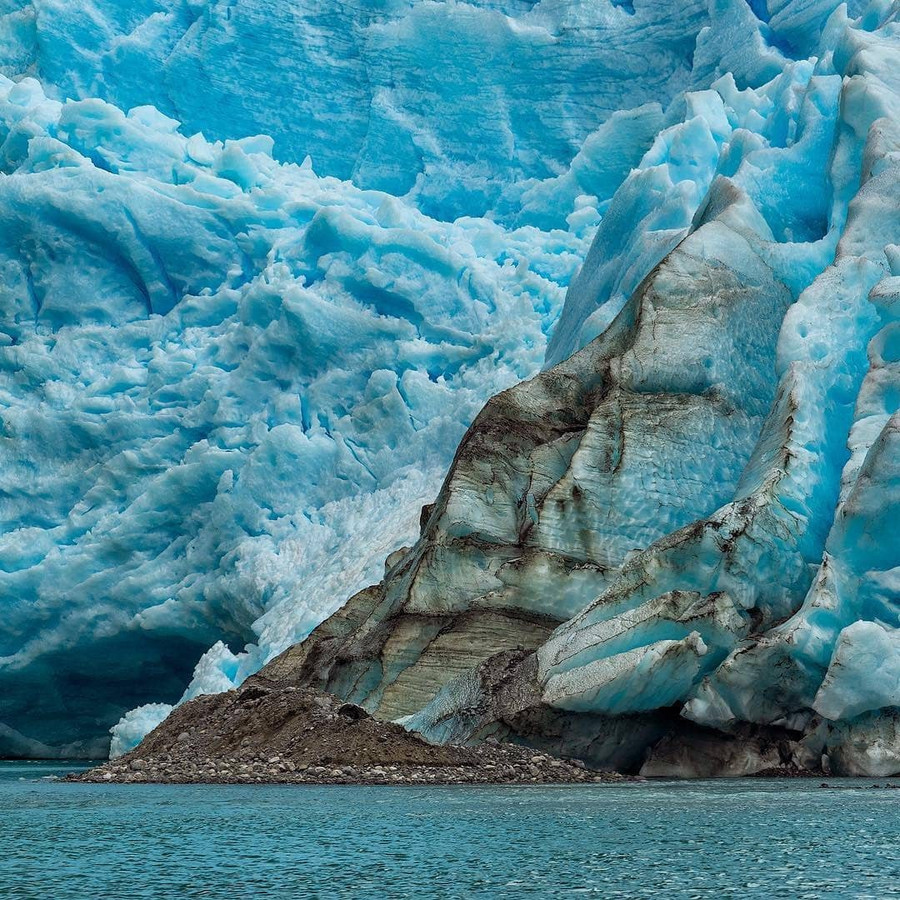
[0,0,899,778]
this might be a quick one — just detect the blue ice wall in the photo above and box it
[0,0,709,220]
[0,77,599,755]
[0,0,897,763]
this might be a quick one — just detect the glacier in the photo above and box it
[1,0,900,774]
[212,0,900,777]
[0,0,676,756]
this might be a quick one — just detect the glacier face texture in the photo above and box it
[1,0,899,770]
[243,0,900,777]
[0,0,678,756]
[0,0,708,222]
[0,75,602,755]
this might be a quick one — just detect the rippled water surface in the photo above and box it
[4,761,900,898]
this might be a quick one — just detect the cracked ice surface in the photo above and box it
[0,0,709,221]
[250,0,900,777]
[0,72,602,755]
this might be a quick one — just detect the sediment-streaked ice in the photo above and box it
[2,0,899,770]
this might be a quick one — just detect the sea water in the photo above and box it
[3,761,900,898]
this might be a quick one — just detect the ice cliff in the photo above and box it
[0,74,601,756]
[0,0,695,756]
[198,0,900,777]
[1,0,899,774]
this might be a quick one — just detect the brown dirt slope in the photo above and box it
[70,677,632,785]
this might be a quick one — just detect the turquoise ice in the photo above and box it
[0,0,898,771]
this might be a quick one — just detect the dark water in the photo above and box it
[3,762,900,898]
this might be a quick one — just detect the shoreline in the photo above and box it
[67,752,637,786]
[7,758,887,785]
